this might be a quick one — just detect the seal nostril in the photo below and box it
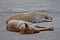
[50,16,53,20]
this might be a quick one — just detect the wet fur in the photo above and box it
[6,11,52,24]
[6,20,54,34]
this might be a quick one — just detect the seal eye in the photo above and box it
[45,16,48,19]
